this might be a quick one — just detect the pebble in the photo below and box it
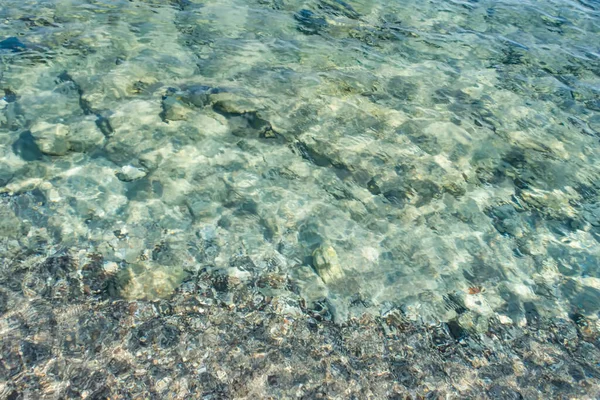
[116,165,147,182]
[312,244,344,284]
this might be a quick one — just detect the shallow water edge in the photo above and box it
[1,250,600,398]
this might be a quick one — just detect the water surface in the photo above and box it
[1,0,600,395]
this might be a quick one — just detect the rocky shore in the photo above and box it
[1,249,599,399]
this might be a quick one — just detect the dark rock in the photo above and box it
[294,9,328,35]
[479,363,514,381]
[486,203,524,237]
[292,140,334,167]
[397,120,440,155]
[3,88,17,102]
[447,319,468,341]
[18,254,82,301]
[390,360,418,387]
[12,131,43,161]
[183,85,215,107]
[0,37,26,52]
[523,301,541,327]
[224,111,273,138]
[487,385,523,400]
[387,76,418,100]
[0,290,8,315]
[131,319,180,349]
[95,115,113,136]
[6,391,20,400]
[430,323,453,348]
[383,189,409,206]
[20,341,51,367]
[585,99,600,111]
[160,95,190,122]
[551,318,579,349]
[0,163,13,187]
[81,255,111,297]
[317,0,360,19]
[411,179,441,207]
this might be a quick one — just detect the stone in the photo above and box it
[29,121,70,156]
[317,0,360,19]
[116,165,147,182]
[183,85,215,107]
[3,88,17,103]
[312,244,344,283]
[161,96,190,122]
[0,162,13,187]
[0,37,26,52]
[68,117,105,152]
[294,9,328,35]
[208,91,259,115]
[116,264,186,300]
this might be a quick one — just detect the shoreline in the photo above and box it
[1,252,599,399]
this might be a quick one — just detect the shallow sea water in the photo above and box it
[1,0,600,397]
[2,0,600,323]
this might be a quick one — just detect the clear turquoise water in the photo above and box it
[1,0,600,327]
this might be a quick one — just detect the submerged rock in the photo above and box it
[0,36,26,52]
[207,88,263,114]
[68,117,105,152]
[29,121,70,156]
[116,165,147,182]
[294,9,328,35]
[183,85,216,107]
[3,88,17,103]
[0,163,13,187]
[114,264,186,300]
[317,0,360,19]
[312,244,344,283]
[160,95,190,122]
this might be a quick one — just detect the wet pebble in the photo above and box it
[312,244,344,283]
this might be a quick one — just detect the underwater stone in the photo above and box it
[68,117,105,152]
[29,121,70,156]
[116,165,147,182]
[0,162,13,187]
[3,88,17,103]
[317,0,360,19]
[115,264,186,300]
[294,9,328,35]
[209,91,259,115]
[312,244,344,283]
[0,204,23,239]
[0,37,26,52]
[183,85,218,107]
[161,96,190,122]
[387,76,418,100]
